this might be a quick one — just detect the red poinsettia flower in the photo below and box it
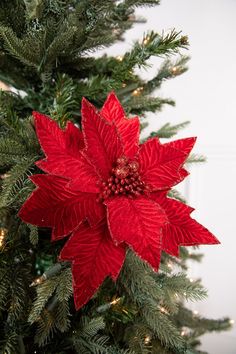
[19,92,219,309]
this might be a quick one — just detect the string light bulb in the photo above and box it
[132,89,139,96]
[180,35,189,45]
[0,173,10,180]
[144,335,151,344]
[112,28,120,36]
[128,14,136,21]
[193,310,199,316]
[132,87,144,97]
[0,228,7,248]
[181,330,186,336]
[229,319,235,325]
[96,297,121,313]
[30,273,47,287]
[170,66,181,75]
[110,297,121,306]
[116,55,123,62]
[142,36,150,46]
[159,306,169,314]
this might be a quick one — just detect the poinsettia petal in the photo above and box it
[105,196,167,271]
[151,192,220,256]
[18,175,105,240]
[59,221,126,310]
[65,121,85,151]
[117,118,139,159]
[139,138,190,190]
[37,153,101,193]
[34,111,84,156]
[100,92,139,159]
[164,137,196,156]
[100,91,125,124]
[82,98,124,179]
[34,112,100,193]
[34,111,66,154]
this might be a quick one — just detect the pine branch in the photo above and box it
[112,30,189,81]
[144,56,189,93]
[29,267,72,345]
[28,224,38,246]
[124,96,175,115]
[168,189,187,203]
[125,322,152,354]
[54,300,70,332]
[119,252,186,352]
[8,262,32,322]
[23,0,44,20]
[44,21,77,67]
[0,157,36,208]
[163,273,207,302]
[34,308,56,347]
[28,277,59,324]
[186,154,206,164]
[150,121,190,139]
[0,268,10,311]
[142,302,186,351]
[55,268,73,302]
[108,349,134,354]
[124,0,160,8]
[179,248,204,263]
[0,332,19,354]
[0,25,41,69]
[73,316,110,353]
[49,74,78,126]
[0,138,28,166]
[175,306,232,334]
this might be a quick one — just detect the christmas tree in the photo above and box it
[0,1,232,353]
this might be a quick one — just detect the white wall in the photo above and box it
[103,1,236,352]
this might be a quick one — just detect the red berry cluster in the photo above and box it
[98,156,147,201]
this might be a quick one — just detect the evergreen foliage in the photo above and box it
[0,1,231,353]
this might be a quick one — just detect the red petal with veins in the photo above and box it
[100,92,139,159]
[82,98,124,179]
[18,175,105,239]
[164,137,196,156]
[100,92,125,124]
[117,118,139,159]
[151,192,220,256]
[60,221,126,310]
[139,138,191,190]
[34,112,100,192]
[34,111,84,156]
[65,121,85,151]
[105,196,167,271]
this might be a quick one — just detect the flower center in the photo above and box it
[98,156,147,201]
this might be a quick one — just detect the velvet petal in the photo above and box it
[82,98,124,179]
[100,92,139,158]
[139,138,190,190]
[151,192,220,256]
[34,112,100,192]
[18,175,105,239]
[105,196,167,271]
[60,222,126,310]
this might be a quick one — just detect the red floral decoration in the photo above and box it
[19,92,219,309]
